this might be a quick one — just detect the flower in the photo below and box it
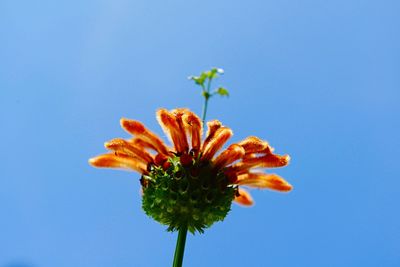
[89,108,291,233]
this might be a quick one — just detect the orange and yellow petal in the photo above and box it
[130,137,158,152]
[242,153,291,168]
[157,109,189,153]
[202,120,222,152]
[238,136,270,154]
[120,118,170,155]
[172,108,190,152]
[104,138,153,164]
[201,127,233,161]
[227,152,290,175]
[182,111,203,154]
[237,172,292,192]
[212,144,245,170]
[234,188,254,206]
[89,153,148,174]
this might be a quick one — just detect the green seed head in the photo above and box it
[141,154,237,234]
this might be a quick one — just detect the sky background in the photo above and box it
[1,0,399,266]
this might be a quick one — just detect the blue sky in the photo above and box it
[1,0,399,266]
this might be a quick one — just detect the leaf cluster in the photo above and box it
[188,67,230,99]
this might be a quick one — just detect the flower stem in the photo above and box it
[172,225,188,267]
[202,96,209,124]
[201,79,212,123]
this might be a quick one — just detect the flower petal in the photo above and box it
[212,144,245,170]
[182,111,203,154]
[104,138,153,164]
[120,118,170,155]
[234,188,254,206]
[157,109,189,154]
[201,127,233,161]
[88,153,147,174]
[238,136,270,154]
[172,108,190,152]
[243,153,291,168]
[224,162,249,175]
[237,173,292,192]
[130,137,158,152]
[201,120,222,152]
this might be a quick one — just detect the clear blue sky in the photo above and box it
[1,0,399,266]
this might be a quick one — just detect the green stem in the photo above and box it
[201,78,212,123]
[201,96,209,124]
[172,225,188,267]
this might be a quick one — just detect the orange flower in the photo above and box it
[89,108,291,207]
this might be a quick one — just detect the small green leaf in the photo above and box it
[188,75,198,82]
[198,72,208,85]
[216,87,229,97]
[208,68,223,79]
[188,73,207,86]
[202,91,211,99]
[189,68,224,86]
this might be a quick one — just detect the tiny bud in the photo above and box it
[180,153,193,166]
[146,163,153,172]
[190,167,200,178]
[155,153,168,166]
[162,161,171,171]
[140,176,148,187]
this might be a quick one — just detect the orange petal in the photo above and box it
[201,127,233,161]
[104,138,153,164]
[226,153,290,175]
[157,109,188,153]
[234,188,254,206]
[237,173,292,192]
[212,144,245,170]
[242,145,275,160]
[238,136,270,154]
[171,108,190,153]
[130,137,158,152]
[154,153,168,166]
[120,118,169,155]
[201,120,222,152]
[182,111,203,153]
[242,153,258,161]
[243,153,291,168]
[224,162,250,174]
[89,153,147,174]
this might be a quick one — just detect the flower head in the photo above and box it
[89,108,291,233]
